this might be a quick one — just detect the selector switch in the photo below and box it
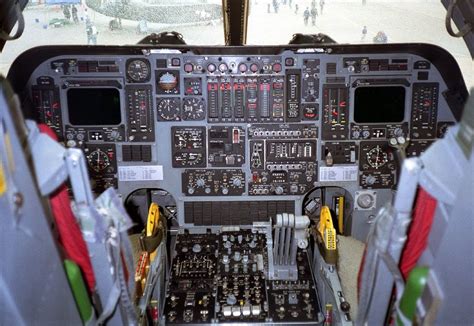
[226,294,237,305]
[192,244,202,253]
[275,186,284,195]
[365,175,376,186]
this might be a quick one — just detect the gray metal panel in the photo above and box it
[0,79,81,325]
[25,50,457,242]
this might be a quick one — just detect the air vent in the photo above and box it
[77,60,119,73]
[122,145,152,162]
[326,63,337,74]
[326,76,345,83]
[184,201,295,225]
[369,59,389,71]
[391,59,408,64]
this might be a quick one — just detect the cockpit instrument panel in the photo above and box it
[13,44,465,240]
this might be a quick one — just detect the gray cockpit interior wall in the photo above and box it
[0,77,81,325]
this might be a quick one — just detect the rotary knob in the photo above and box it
[275,186,284,195]
[226,294,237,305]
[196,178,206,187]
[365,175,376,186]
[109,130,120,141]
[232,177,242,187]
[192,244,202,253]
[393,127,403,137]
[222,187,229,195]
[66,140,77,148]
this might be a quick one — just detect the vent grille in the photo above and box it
[326,77,345,83]
[77,60,119,73]
[184,201,295,225]
[326,63,337,74]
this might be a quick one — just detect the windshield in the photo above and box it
[0,0,472,88]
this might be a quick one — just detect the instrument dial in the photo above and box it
[87,149,110,173]
[126,59,150,82]
[366,145,388,169]
[157,71,179,93]
[157,98,180,121]
[182,98,205,120]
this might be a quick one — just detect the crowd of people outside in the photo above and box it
[264,0,386,44]
[59,3,149,45]
[47,0,386,46]
[61,4,79,24]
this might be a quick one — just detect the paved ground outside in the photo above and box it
[1,0,472,88]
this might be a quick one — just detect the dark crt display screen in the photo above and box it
[354,86,405,123]
[67,88,121,125]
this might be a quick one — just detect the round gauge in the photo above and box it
[366,145,389,169]
[87,149,110,173]
[158,72,178,91]
[157,98,180,121]
[182,98,205,120]
[126,59,150,82]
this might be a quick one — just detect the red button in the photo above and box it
[250,63,259,73]
[272,63,282,73]
[285,58,295,66]
[207,63,216,72]
[184,63,194,73]
[171,58,180,66]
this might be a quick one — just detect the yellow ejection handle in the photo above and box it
[318,206,337,251]
[147,203,160,261]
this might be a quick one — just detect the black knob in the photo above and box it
[340,301,351,312]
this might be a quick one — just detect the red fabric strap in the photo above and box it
[400,187,437,280]
[38,124,96,292]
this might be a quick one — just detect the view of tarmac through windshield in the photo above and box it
[1,0,473,89]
